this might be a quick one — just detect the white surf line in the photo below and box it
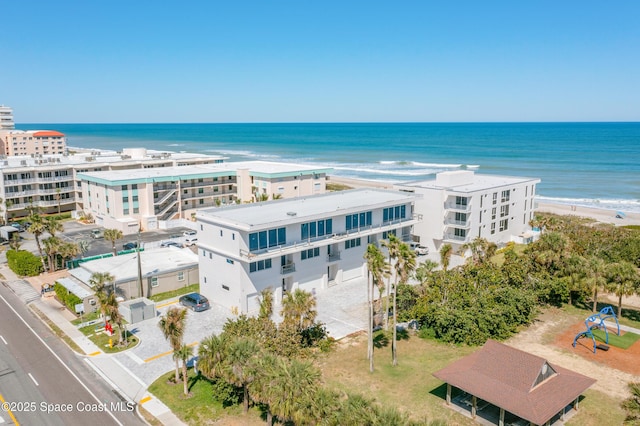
[28,373,39,386]
[0,336,7,345]
[0,294,124,426]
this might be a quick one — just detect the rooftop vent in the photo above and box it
[286,212,297,216]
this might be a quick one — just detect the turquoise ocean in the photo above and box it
[19,122,640,213]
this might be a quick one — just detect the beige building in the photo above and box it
[0,130,67,156]
[0,147,224,220]
[78,161,331,234]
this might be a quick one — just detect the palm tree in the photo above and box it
[587,256,607,312]
[364,244,389,373]
[268,358,320,424]
[458,237,497,266]
[605,261,640,318]
[55,188,62,215]
[104,229,123,256]
[248,352,280,425]
[562,254,587,306]
[223,337,259,413]
[259,287,274,319]
[381,234,400,330]
[281,289,317,331]
[392,242,416,366]
[158,307,188,384]
[621,382,640,424]
[174,344,194,396]
[104,292,124,345]
[90,272,115,321]
[77,240,90,258]
[45,215,63,237]
[43,236,62,271]
[9,232,21,251]
[197,334,227,380]
[414,259,438,286]
[439,243,453,271]
[26,207,48,272]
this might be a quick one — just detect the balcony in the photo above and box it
[239,214,421,261]
[327,251,341,262]
[281,263,296,274]
[444,202,471,212]
[443,234,468,243]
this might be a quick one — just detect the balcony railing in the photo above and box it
[443,234,467,242]
[327,251,341,262]
[281,263,296,274]
[444,202,471,212]
[239,214,421,260]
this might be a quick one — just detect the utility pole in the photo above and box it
[137,228,143,298]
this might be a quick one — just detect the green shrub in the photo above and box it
[6,250,43,276]
[54,282,83,311]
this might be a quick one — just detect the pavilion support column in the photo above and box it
[471,395,477,419]
[499,408,505,426]
[446,384,451,405]
[561,405,566,420]
[574,397,580,410]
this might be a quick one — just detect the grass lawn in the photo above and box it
[78,324,138,353]
[71,311,101,325]
[592,329,640,349]
[565,389,626,426]
[326,182,353,191]
[149,283,199,303]
[148,371,262,426]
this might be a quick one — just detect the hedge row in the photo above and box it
[6,250,43,276]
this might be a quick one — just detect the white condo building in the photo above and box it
[196,188,420,314]
[0,106,15,130]
[396,170,540,254]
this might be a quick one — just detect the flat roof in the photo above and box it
[397,173,540,193]
[56,277,93,299]
[78,161,333,185]
[197,188,419,230]
[70,247,198,284]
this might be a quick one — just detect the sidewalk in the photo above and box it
[0,264,185,426]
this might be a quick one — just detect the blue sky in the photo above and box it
[3,1,639,123]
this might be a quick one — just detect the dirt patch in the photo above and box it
[553,322,640,376]
[506,308,637,401]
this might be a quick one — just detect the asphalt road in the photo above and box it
[0,283,145,426]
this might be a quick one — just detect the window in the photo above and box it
[491,207,496,220]
[250,227,286,251]
[345,238,361,249]
[501,190,510,203]
[250,258,273,272]
[455,196,468,207]
[198,188,204,194]
[500,204,509,217]
[383,206,405,222]
[302,219,332,238]
[455,212,467,223]
[499,218,509,232]
[222,284,230,291]
[454,228,466,238]
[151,277,158,288]
[226,259,234,264]
[301,247,320,260]
[492,192,498,205]
[177,271,184,281]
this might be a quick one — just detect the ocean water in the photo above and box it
[19,122,640,213]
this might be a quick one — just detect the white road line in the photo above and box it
[0,294,124,426]
[0,336,7,345]
[124,351,145,365]
[28,372,39,386]
[111,357,148,388]
[0,413,5,423]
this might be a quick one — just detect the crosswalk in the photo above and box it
[4,280,41,304]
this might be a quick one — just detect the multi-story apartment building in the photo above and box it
[0,106,14,130]
[196,188,420,314]
[78,161,332,234]
[0,148,224,221]
[0,130,67,156]
[396,170,540,254]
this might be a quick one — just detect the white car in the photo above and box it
[183,230,197,237]
[409,242,429,256]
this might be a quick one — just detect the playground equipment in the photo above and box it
[572,306,620,353]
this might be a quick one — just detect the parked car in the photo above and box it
[409,242,429,256]
[183,230,197,237]
[160,240,181,248]
[10,223,24,232]
[90,229,104,239]
[179,293,210,312]
[183,236,198,247]
[123,242,138,250]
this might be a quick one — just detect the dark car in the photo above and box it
[10,223,25,232]
[123,242,138,250]
[179,293,210,312]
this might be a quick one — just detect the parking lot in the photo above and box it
[1,220,197,263]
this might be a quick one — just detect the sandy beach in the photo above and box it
[328,176,640,227]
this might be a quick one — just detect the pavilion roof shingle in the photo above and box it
[433,340,596,425]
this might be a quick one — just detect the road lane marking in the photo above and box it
[139,396,151,404]
[0,294,123,426]
[144,341,197,363]
[0,336,7,345]
[28,373,39,386]
[88,351,101,357]
[156,300,178,308]
[0,393,19,426]
[124,351,144,365]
